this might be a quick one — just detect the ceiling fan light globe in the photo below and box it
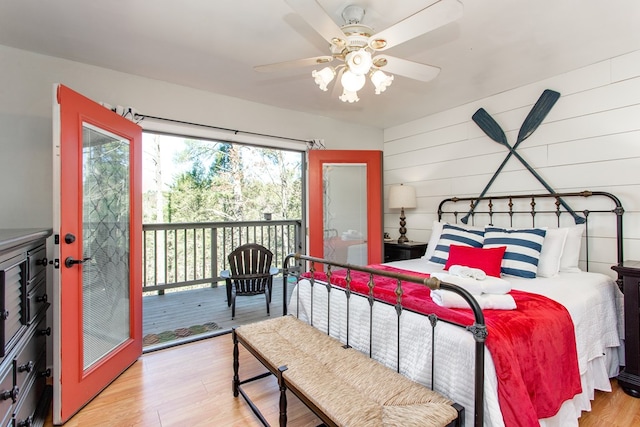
[339,89,359,103]
[342,4,365,25]
[370,70,394,94]
[345,49,373,75]
[341,70,366,92]
[312,66,336,91]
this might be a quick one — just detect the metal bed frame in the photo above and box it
[282,253,486,427]
[275,191,624,427]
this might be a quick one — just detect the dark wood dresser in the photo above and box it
[612,261,640,398]
[384,241,427,262]
[0,229,52,426]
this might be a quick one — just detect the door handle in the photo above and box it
[64,257,92,268]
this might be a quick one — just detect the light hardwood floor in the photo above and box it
[45,333,640,427]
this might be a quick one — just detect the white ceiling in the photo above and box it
[1,0,639,129]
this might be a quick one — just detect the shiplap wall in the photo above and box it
[383,49,640,275]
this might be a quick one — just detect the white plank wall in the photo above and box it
[383,49,640,276]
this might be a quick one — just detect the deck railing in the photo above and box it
[142,219,302,294]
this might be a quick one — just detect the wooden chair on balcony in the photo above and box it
[220,243,278,319]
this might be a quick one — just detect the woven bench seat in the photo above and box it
[233,315,461,427]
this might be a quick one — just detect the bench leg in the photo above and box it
[232,329,239,397]
[277,366,288,427]
[448,403,464,427]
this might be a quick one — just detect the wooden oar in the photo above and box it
[462,90,585,224]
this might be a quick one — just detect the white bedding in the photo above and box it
[288,258,623,427]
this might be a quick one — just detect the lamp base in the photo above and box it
[397,208,409,244]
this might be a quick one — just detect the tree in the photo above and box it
[145,136,302,223]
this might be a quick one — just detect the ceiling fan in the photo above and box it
[255,0,464,103]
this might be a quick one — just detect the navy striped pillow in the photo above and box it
[484,227,547,278]
[429,224,485,265]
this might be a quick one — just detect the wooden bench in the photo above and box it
[232,315,463,427]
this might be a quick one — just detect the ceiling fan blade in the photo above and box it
[369,0,463,51]
[374,55,440,82]
[285,0,346,47]
[254,56,334,72]
[331,67,345,99]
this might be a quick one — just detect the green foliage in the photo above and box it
[143,135,302,223]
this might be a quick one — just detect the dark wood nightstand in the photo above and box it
[612,261,640,398]
[384,241,427,262]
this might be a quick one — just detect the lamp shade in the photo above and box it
[339,88,360,103]
[312,66,335,91]
[370,69,394,94]
[388,184,416,209]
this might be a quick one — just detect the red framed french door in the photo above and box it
[308,150,383,265]
[52,84,142,424]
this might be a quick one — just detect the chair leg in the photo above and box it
[265,290,270,316]
[226,279,232,307]
[232,294,236,320]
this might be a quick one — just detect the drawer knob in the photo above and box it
[35,257,48,266]
[38,327,52,336]
[36,294,48,304]
[0,385,19,402]
[18,361,34,373]
[17,416,33,427]
[0,310,8,321]
[38,368,52,378]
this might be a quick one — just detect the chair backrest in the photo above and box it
[227,243,274,295]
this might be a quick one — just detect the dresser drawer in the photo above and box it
[25,279,47,326]
[12,356,47,427]
[0,362,14,427]
[26,245,47,284]
[0,259,26,357]
[14,316,47,395]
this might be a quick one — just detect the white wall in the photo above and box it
[383,49,640,274]
[5,43,639,272]
[0,44,383,228]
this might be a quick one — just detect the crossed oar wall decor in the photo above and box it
[463,89,586,225]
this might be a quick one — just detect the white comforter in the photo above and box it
[288,259,623,427]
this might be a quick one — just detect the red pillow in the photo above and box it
[444,245,506,277]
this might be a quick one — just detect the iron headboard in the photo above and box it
[437,191,624,269]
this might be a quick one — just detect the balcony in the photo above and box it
[142,219,302,350]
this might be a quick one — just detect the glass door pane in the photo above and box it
[82,123,131,369]
[322,164,368,265]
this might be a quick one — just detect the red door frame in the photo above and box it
[54,84,142,423]
[308,150,383,264]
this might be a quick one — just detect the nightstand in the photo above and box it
[384,241,427,262]
[612,261,640,398]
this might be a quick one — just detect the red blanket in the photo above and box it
[303,265,582,427]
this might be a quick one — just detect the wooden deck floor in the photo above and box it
[142,277,293,349]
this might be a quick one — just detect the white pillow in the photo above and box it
[536,227,568,278]
[423,220,445,260]
[560,225,585,273]
[484,226,547,279]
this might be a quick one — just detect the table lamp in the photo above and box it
[388,184,417,244]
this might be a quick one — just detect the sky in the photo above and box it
[141,133,302,193]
